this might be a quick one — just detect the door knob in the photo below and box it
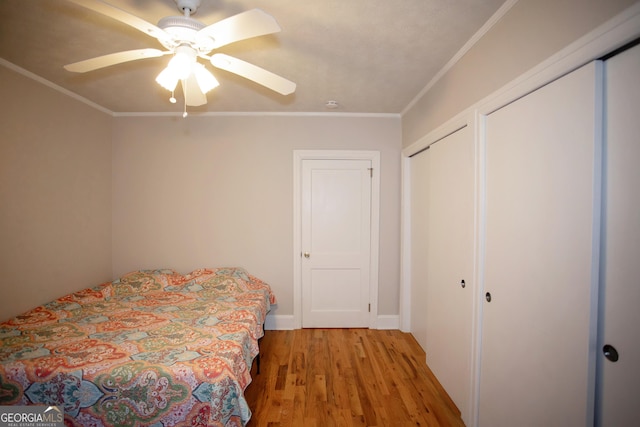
[303,252,310,258]
[485,292,492,302]
[603,344,619,362]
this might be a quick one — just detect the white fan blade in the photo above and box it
[66,0,167,40]
[210,54,296,95]
[182,74,207,106]
[64,49,169,73]
[199,9,281,49]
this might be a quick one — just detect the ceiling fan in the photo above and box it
[64,0,296,112]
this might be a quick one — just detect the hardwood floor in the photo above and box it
[245,329,465,426]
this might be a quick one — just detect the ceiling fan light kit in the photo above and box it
[167,46,196,79]
[64,0,296,114]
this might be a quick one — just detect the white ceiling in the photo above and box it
[0,0,506,115]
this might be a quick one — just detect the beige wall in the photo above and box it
[0,66,113,322]
[0,64,401,321]
[402,0,638,146]
[112,115,402,317]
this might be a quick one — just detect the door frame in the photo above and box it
[293,150,380,329]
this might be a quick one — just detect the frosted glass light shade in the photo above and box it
[155,66,180,91]
[193,63,219,93]
[168,50,194,80]
[156,46,197,91]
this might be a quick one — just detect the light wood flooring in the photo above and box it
[245,328,465,426]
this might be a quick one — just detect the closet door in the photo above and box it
[410,145,430,351]
[425,126,474,423]
[599,42,640,427]
[410,126,475,423]
[480,63,600,426]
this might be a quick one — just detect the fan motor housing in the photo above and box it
[158,16,205,32]
[157,16,214,53]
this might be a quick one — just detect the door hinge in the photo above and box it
[368,303,371,312]
[368,167,373,178]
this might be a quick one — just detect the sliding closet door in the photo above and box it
[410,147,430,351]
[599,43,640,427]
[410,126,474,423]
[480,63,600,426]
[425,126,475,424]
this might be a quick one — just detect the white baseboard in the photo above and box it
[264,314,296,330]
[375,314,400,330]
[264,314,400,330]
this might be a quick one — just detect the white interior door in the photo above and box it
[598,42,640,427]
[301,159,372,328]
[480,62,600,426]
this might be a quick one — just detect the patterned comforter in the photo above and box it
[0,267,276,426]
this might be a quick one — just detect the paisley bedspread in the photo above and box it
[0,267,276,427]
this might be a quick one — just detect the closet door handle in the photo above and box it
[485,292,492,303]
[603,344,619,362]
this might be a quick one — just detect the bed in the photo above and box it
[0,267,276,427]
